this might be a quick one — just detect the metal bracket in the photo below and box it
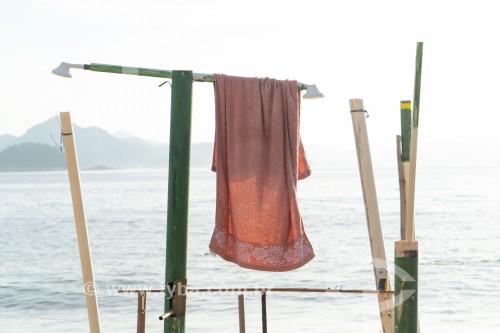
[160,278,187,320]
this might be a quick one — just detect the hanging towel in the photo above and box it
[209,74,314,272]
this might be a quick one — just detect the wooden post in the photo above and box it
[407,126,418,241]
[261,291,268,333]
[137,291,147,333]
[396,135,406,240]
[238,294,246,333]
[407,42,424,242]
[349,99,394,333]
[60,112,101,333]
[164,71,193,333]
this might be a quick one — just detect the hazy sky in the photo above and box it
[1,0,499,166]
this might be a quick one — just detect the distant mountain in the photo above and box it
[113,130,137,139]
[0,118,213,172]
[0,143,65,171]
[114,130,166,146]
[0,134,17,152]
[12,118,62,147]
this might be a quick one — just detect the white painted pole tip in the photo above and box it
[52,62,72,78]
[52,62,85,78]
[303,84,325,99]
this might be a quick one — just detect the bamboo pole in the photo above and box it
[407,127,417,241]
[394,42,423,333]
[396,135,406,240]
[412,43,424,129]
[400,101,412,240]
[60,112,101,333]
[164,71,193,333]
[349,99,394,333]
[400,101,412,162]
[407,42,423,241]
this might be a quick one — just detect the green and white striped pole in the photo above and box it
[51,62,319,93]
[83,63,214,82]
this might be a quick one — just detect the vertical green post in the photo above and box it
[399,100,412,241]
[164,70,193,333]
[394,241,418,333]
[412,42,423,128]
[400,100,412,162]
[395,42,423,333]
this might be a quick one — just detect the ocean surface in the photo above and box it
[1,165,499,332]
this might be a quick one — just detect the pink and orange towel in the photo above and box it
[209,74,314,272]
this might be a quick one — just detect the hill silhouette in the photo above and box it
[0,143,66,171]
[0,118,212,171]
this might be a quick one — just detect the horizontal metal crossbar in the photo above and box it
[117,287,394,295]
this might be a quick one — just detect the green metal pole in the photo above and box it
[400,100,412,162]
[394,241,418,333]
[164,70,193,333]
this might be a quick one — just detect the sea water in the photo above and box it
[1,166,499,332]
